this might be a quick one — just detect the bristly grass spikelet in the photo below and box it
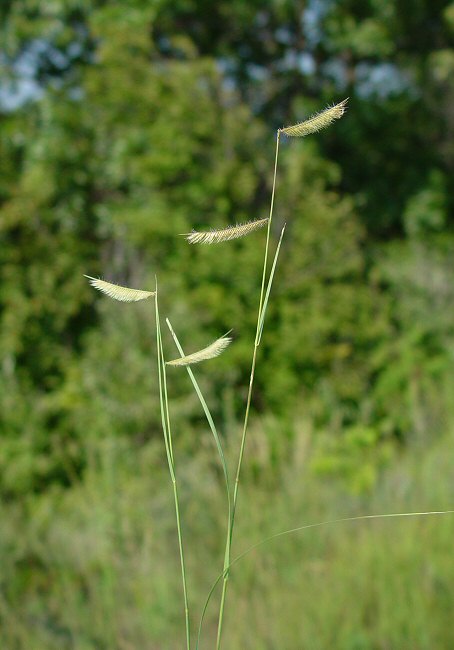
[184,217,269,244]
[167,334,232,366]
[84,275,155,302]
[280,98,348,137]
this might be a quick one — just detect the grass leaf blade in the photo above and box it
[256,224,286,346]
[166,319,231,496]
[197,509,454,649]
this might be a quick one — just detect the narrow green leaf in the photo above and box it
[256,224,286,346]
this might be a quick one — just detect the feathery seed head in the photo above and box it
[184,217,269,244]
[84,276,155,302]
[280,98,348,137]
[166,334,232,367]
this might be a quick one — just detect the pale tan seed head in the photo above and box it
[184,217,269,245]
[84,276,155,302]
[166,334,232,366]
[280,98,348,137]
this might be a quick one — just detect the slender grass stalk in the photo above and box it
[197,509,454,647]
[155,289,191,650]
[84,274,190,642]
[165,318,233,622]
[215,130,282,649]
[214,102,349,645]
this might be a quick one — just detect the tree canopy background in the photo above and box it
[1,1,454,648]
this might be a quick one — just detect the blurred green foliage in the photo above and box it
[2,0,454,495]
[1,1,454,644]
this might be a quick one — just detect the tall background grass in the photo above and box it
[1,0,454,647]
[1,424,454,649]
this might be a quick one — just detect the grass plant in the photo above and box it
[213,100,348,649]
[83,97,454,649]
[85,100,350,648]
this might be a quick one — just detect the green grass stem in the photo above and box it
[165,317,233,595]
[215,130,281,649]
[155,290,191,650]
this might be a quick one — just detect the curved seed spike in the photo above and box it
[84,275,155,302]
[280,98,348,137]
[184,217,269,245]
[167,334,232,367]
